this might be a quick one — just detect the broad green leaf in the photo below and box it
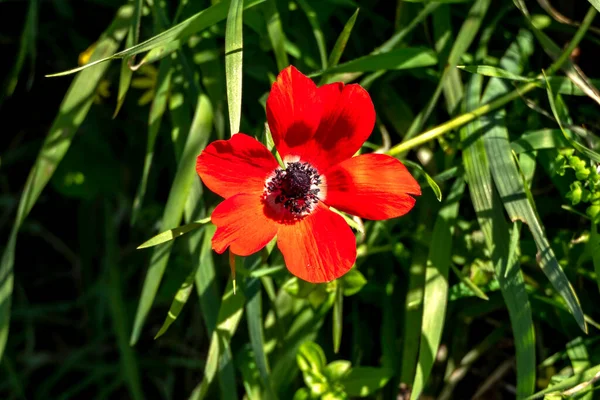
[264,0,289,71]
[130,93,214,345]
[225,0,244,135]
[189,280,245,400]
[402,160,443,202]
[545,72,600,163]
[340,367,393,397]
[340,268,367,296]
[130,57,173,225]
[411,178,464,399]
[324,360,352,382]
[297,0,327,70]
[137,218,210,249]
[312,47,437,76]
[46,0,266,78]
[589,0,600,13]
[297,341,327,373]
[114,0,143,116]
[0,4,132,362]
[460,55,536,398]
[457,65,537,82]
[103,204,143,400]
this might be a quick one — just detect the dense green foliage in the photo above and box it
[2,0,600,399]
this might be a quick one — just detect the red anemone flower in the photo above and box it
[196,66,421,283]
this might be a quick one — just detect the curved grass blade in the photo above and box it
[189,280,245,400]
[0,5,132,362]
[130,57,173,225]
[311,47,437,77]
[46,0,266,78]
[460,65,536,398]
[545,77,600,96]
[411,178,464,399]
[114,0,143,117]
[318,8,358,85]
[137,218,210,249]
[457,65,537,82]
[130,93,214,345]
[545,71,600,163]
[402,160,442,202]
[526,363,600,399]
[225,0,244,136]
[297,0,327,70]
[263,0,289,72]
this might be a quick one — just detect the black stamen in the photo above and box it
[264,161,322,217]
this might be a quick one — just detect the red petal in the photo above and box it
[211,193,278,256]
[196,133,278,199]
[324,154,421,220]
[298,83,376,172]
[266,66,322,161]
[276,203,356,283]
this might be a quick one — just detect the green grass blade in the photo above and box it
[312,47,437,76]
[137,218,210,249]
[104,203,143,400]
[188,280,245,400]
[460,66,536,398]
[526,364,600,399]
[332,281,343,353]
[195,224,221,336]
[450,264,489,300]
[297,0,327,70]
[510,129,568,154]
[544,77,600,96]
[46,0,266,78]
[589,0,600,12]
[130,92,214,345]
[433,4,463,114]
[130,57,173,225]
[114,0,143,116]
[402,160,442,201]
[264,0,289,72]
[545,72,600,163]
[591,224,600,293]
[318,8,358,85]
[0,5,132,362]
[245,275,278,398]
[457,65,537,82]
[225,0,244,135]
[411,177,465,399]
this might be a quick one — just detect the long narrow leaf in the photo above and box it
[225,0,244,135]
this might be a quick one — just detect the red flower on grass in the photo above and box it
[196,66,420,283]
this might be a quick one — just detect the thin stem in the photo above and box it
[387,6,597,157]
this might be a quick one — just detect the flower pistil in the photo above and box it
[264,161,323,217]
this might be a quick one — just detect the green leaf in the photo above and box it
[544,77,600,96]
[312,47,437,76]
[319,9,359,84]
[189,280,245,400]
[225,0,244,135]
[297,0,327,70]
[591,224,600,293]
[589,0,600,13]
[450,264,489,300]
[340,367,393,397]
[137,218,210,249]
[114,0,143,116]
[545,71,600,163]
[457,64,537,82]
[324,360,352,382]
[0,4,132,362]
[195,224,221,336]
[411,177,465,399]
[297,341,327,374]
[402,160,443,202]
[332,283,343,353]
[264,0,289,71]
[130,93,214,345]
[340,268,367,296]
[526,364,600,399]
[510,129,568,154]
[153,266,197,339]
[46,0,266,78]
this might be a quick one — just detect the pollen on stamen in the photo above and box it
[263,161,323,217]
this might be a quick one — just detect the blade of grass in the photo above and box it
[195,224,221,336]
[460,61,536,398]
[591,224,600,293]
[104,202,143,400]
[479,31,587,333]
[137,218,210,249]
[402,160,442,201]
[589,0,600,12]
[264,0,289,72]
[457,65,537,82]
[296,0,326,70]
[332,281,343,353]
[318,8,358,85]
[130,57,173,225]
[46,0,266,77]
[225,0,244,135]
[130,92,214,345]
[188,280,245,400]
[0,5,132,362]
[114,0,143,116]
[510,129,568,154]
[411,177,465,400]
[433,4,463,114]
[526,364,600,399]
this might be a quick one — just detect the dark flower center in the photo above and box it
[265,162,321,216]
